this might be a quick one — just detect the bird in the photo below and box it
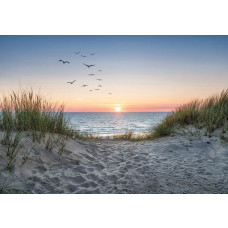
[67,80,76,84]
[81,85,88,87]
[88,74,95,76]
[89,90,93,91]
[98,85,103,87]
[59,60,70,64]
[96,79,102,81]
[83,63,95,68]
[74,52,80,54]
[98,70,102,72]
[95,89,100,91]
[108,93,112,95]
[81,55,87,57]
[90,53,96,55]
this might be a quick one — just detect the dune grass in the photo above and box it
[0,88,76,173]
[0,89,73,140]
[111,131,153,141]
[153,89,228,137]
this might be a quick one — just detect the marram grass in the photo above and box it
[153,89,228,137]
[0,89,73,140]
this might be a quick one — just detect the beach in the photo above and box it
[1,128,228,194]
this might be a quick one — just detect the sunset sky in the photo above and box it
[0,35,228,112]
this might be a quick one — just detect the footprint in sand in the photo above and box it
[66,184,78,193]
[81,181,98,188]
[37,166,47,174]
[72,165,87,175]
[32,170,37,174]
[73,175,87,184]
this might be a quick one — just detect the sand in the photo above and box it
[0,128,228,193]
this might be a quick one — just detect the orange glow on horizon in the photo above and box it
[64,104,176,112]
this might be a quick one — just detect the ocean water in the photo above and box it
[65,112,169,136]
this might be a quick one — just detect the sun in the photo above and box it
[115,107,121,112]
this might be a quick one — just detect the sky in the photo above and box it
[0,35,228,112]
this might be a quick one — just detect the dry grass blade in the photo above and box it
[0,88,73,139]
[153,89,228,137]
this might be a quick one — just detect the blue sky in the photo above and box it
[0,36,228,112]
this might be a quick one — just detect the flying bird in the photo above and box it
[108,93,112,95]
[67,80,76,84]
[81,55,87,57]
[98,70,102,72]
[89,90,93,91]
[88,74,95,76]
[83,63,95,68]
[90,53,96,55]
[96,79,102,81]
[98,85,103,87]
[81,85,88,87]
[59,60,70,64]
[74,52,80,54]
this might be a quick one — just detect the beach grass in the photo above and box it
[153,89,228,137]
[0,88,73,140]
[111,131,155,141]
[0,88,76,172]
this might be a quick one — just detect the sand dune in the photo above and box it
[0,129,228,194]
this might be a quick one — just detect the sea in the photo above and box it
[65,112,169,136]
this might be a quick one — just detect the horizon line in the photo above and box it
[63,111,172,113]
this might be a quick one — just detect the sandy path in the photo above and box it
[1,132,228,193]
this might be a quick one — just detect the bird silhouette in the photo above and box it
[83,63,95,68]
[96,79,102,81]
[74,52,80,54]
[89,90,93,91]
[98,70,102,72]
[98,85,103,87]
[90,53,96,55]
[81,55,87,57]
[108,93,112,95]
[81,85,88,87]
[88,74,95,76]
[67,80,76,84]
[59,60,70,64]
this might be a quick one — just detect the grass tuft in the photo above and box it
[0,88,75,172]
[153,89,228,137]
[112,131,135,140]
[0,88,73,139]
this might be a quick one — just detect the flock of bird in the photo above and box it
[59,52,112,95]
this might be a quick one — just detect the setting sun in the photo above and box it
[115,107,121,112]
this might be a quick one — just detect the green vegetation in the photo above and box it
[0,89,75,174]
[111,131,154,141]
[153,89,228,137]
[0,88,73,141]
[112,131,135,140]
[0,131,23,171]
[0,176,27,194]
